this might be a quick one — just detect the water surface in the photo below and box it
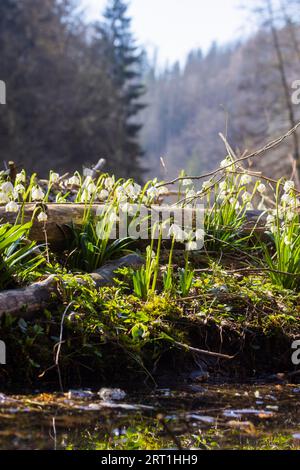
[0,384,299,450]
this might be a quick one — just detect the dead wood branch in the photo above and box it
[173,340,234,360]
[0,254,144,319]
[0,204,267,246]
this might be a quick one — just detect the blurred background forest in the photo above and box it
[1,0,300,181]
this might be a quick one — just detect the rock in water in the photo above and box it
[98,388,126,402]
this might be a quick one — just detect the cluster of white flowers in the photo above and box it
[80,176,97,202]
[0,174,30,211]
[0,181,20,212]
[168,224,204,251]
[220,156,235,172]
[280,181,299,213]
[266,180,299,234]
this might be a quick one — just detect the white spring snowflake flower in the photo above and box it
[0,191,10,204]
[240,174,252,185]
[12,189,19,200]
[115,185,127,203]
[201,180,211,191]
[242,192,252,203]
[87,182,97,194]
[186,241,198,251]
[68,175,80,186]
[266,214,276,227]
[15,172,26,184]
[283,180,295,193]
[1,182,14,194]
[182,179,193,187]
[220,157,235,172]
[37,212,48,223]
[80,188,92,203]
[82,176,96,193]
[195,228,205,241]
[31,186,45,201]
[14,184,25,194]
[5,201,19,213]
[284,236,292,246]
[257,183,266,194]
[217,191,227,201]
[98,189,109,201]
[281,193,296,207]
[125,183,141,199]
[219,181,227,191]
[168,224,188,242]
[286,210,296,222]
[230,198,240,210]
[157,185,169,195]
[146,186,159,200]
[186,189,196,199]
[49,172,60,184]
[104,177,114,190]
[220,157,231,168]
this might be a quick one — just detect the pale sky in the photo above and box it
[80,0,247,66]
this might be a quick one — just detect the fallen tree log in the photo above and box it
[0,203,267,247]
[0,203,100,247]
[0,254,144,319]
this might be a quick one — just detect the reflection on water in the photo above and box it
[0,384,299,450]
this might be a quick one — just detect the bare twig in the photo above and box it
[173,340,234,360]
[160,121,300,187]
[54,301,76,392]
[194,266,300,276]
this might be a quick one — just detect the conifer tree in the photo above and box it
[100,0,145,179]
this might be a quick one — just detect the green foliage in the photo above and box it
[132,229,162,300]
[204,171,259,252]
[178,263,194,297]
[0,223,45,289]
[261,180,300,290]
[67,215,133,272]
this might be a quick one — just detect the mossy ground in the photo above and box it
[1,253,299,391]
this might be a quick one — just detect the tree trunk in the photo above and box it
[267,0,300,180]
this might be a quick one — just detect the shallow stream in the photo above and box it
[0,383,299,450]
